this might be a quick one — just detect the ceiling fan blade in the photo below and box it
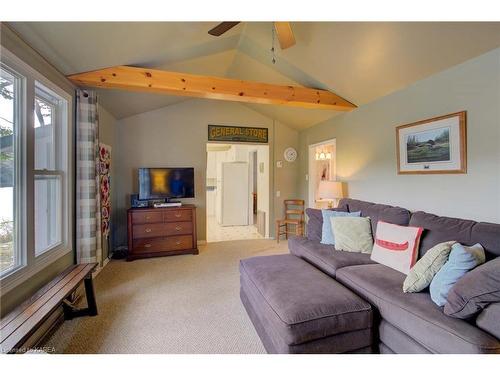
[274,22,296,50]
[208,22,240,36]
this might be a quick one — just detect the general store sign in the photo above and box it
[208,125,268,143]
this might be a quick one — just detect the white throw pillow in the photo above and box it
[370,221,423,275]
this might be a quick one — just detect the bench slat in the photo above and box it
[0,265,89,340]
[1,265,81,330]
[1,263,96,353]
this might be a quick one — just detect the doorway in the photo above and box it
[308,139,337,208]
[206,143,270,243]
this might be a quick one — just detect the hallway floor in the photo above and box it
[206,215,263,242]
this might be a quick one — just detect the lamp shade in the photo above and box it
[317,180,345,200]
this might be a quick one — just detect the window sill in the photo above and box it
[0,245,72,295]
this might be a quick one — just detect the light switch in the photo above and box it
[276,190,281,197]
[276,160,283,168]
[305,174,309,181]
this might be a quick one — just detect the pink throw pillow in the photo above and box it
[370,221,423,274]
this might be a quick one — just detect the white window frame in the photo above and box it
[0,61,26,278]
[0,47,73,295]
[33,81,68,256]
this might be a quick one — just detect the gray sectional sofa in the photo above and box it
[240,198,500,354]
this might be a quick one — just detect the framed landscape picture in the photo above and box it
[396,111,467,174]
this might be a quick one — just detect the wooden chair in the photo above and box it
[275,199,305,243]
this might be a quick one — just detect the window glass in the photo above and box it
[33,82,66,256]
[0,66,20,275]
[34,175,62,255]
[34,87,57,170]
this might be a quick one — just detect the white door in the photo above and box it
[221,162,249,226]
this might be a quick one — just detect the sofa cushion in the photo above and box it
[288,236,375,277]
[476,303,500,340]
[239,254,372,346]
[470,222,500,259]
[241,288,373,353]
[444,257,500,319]
[306,207,347,242]
[336,263,500,353]
[341,198,411,234]
[409,211,475,257]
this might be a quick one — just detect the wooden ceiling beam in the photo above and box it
[67,66,357,111]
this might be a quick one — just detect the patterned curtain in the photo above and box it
[76,89,102,264]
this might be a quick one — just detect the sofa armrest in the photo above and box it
[476,303,500,340]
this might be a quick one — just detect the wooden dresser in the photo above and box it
[127,205,198,261]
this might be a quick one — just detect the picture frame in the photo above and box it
[396,111,467,174]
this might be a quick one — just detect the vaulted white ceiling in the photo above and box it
[8,22,500,129]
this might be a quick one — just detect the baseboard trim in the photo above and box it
[92,257,110,278]
[197,240,207,246]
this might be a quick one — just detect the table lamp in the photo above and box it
[317,180,345,208]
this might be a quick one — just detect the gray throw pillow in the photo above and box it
[444,257,500,319]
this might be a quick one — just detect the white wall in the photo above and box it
[299,48,500,223]
[114,99,299,246]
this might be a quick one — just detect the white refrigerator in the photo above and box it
[217,162,249,226]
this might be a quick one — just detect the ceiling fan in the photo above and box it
[208,22,296,50]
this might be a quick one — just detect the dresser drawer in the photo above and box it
[165,222,193,236]
[133,235,193,253]
[131,211,163,224]
[132,238,170,253]
[164,209,192,222]
[163,235,193,251]
[133,223,167,239]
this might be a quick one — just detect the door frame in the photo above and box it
[248,150,257,225]
[205,142,271,241]
[308,138,337,208]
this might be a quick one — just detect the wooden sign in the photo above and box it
[208,125,268,143]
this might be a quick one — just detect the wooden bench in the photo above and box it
[0,263,98,354]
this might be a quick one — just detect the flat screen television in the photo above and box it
[138,167,195,200]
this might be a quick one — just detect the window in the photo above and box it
[34,83,66,256]
[0,65,22,276]
[0,47,72,290]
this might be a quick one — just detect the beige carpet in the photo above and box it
[45,239,288,353]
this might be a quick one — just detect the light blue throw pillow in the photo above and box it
[320,210,361,245]
[429,243,486,306]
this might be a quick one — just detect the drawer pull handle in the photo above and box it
[145,228,152,233]
[144,244,152,248]
[175,226,182,231]
[174,213,182,218]
[175,241,181,245]
[145,216,151,220]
